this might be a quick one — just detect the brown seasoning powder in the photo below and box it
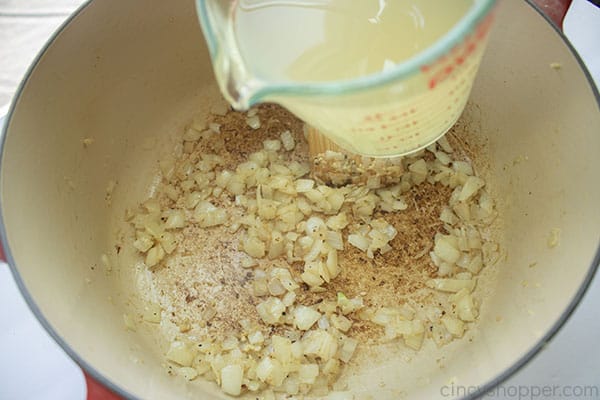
[150,104,478,344]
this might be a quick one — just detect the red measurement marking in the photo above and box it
[421,12,493,92]
[476,13,494,40]
[412,120,417,126]
[466,42,476,56]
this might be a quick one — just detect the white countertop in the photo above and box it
[0,1,599,399]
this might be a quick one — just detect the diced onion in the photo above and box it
[220,365,243,396]
[434,235,461,264]
[441,316,465,337]
[427,278,476,293]
[293,305,321,330]
[145,244,165,268]
[183,128,202,142]
[126,105,500,398]
[243,236,266,258]
[166,341,195,367]
[179,367,199,381]
[280,130,295,151]
[298,364,319,384]
[458,176,485,202]
[263,139,282,152]
[165,210,186,229]
[256,297,285,324]
[302,330,338,361]
[348,234,370,252]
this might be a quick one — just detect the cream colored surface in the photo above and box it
[1,0,598,399]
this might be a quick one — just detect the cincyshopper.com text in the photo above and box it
[440,383,599,399]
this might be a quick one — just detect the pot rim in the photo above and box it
[0,1,598,399]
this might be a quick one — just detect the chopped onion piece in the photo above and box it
[458,176,485,202]
[246,115,261,130]
[179,367,198,381]
[256,297,285,324]
[220,364,243,396]
[337,293,364,315]
[298,364,319,384]
[243,236,266,258]
[348,234,370,252]
[183,128,202,142]
[165,210,186,229]
[133,232,154,253]
[450,288,479,321]
[338,337,358,363]
[263,139,282,152]
[248,330,265,345]
[280,130,295,151]
[305,216,326,236]
[408,159,428,184]
[330,314,352,332]
[441,316,465,337]
[325,231,344,250]
[302,330,338,361]
[433,235,461,264]
[326,213,349,230]
[256,357,285,387]
[295,179,315,193]
[166,341,195,367]
[427,278,476,293]
[145,244,165,268]
[293,305,321,330]
[142,302,161,323]
[272,335,293,365]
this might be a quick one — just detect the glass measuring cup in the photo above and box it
[197,0,497,157]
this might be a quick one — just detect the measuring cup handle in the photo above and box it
[531,0,573,29]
